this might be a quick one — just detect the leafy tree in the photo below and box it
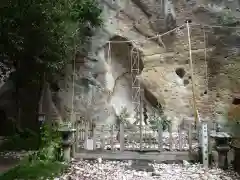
[0,0,102,84]
[0,0,102,130]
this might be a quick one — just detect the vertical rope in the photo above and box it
[71,33,77,123]
[203,28,210,121]
[107,42,111,65]
[203,29,208,89]
[186,21,199,127]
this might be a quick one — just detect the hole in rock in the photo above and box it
[183,79,189,86]
[204,90,207,95]
[50,83,60,92]
[232,97,240,105]
[175,67,185,78]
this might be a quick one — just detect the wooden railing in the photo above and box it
[74,119,198,153]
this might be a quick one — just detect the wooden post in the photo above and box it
[75,121,79,152]
[120,123,124,152]
[186,20,199,130]
[188,121,193,152]
[111,125,114,151]
[140,89,143,151]
[92,124,96,150]
[148,130,152,150]
[158,121,163,151]
[71,122,76,157]
[100,125,105,150]
[178,126,182,151]
[84,121,89,150]
[169,123,173,151]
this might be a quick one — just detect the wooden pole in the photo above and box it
[140,88,143,151]
[186,20,199,128]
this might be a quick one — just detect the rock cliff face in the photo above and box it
[45,0,240,128]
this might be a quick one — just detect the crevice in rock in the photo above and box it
[175,67,186,78]
[232,97,240,105]
[183,79,189,86]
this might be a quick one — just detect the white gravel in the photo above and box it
[57,159,239,180]
[0,151,31,160]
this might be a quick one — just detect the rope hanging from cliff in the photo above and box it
[71,31,78,123]
[203,28,208,90]
[106,24,186,43]
[192,23,240,29]
[186,21,199,128]
[107,42,111,65]
[104,23,240,44]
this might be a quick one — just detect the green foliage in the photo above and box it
[0,123,66,179]
[29,123,63,162]
[148,104,170,131]
[217,9,238,26]
[0,0,102,83]
[149,114,171,131]
[0,160,66,180]
[117,107,131,125]
[216,112,240,137]
[0,129,39,151]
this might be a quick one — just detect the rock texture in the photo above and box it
[48,0,240,128]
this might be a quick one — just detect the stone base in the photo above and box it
[198,152,213,165]
[198,148,213,165]
[233,148,240,173]
[63,146,71,162]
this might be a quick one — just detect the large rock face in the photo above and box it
[46,0,240,128]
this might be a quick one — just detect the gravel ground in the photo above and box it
[0,151,31,160]
[57,159,240,180]
[0,151,30,173]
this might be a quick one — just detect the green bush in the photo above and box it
[0,160,67,180]
[0,129,39,151]
[217,9,238,26]
[28,123,63,162]
[0,123,66,179]
[149,114,171,131]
